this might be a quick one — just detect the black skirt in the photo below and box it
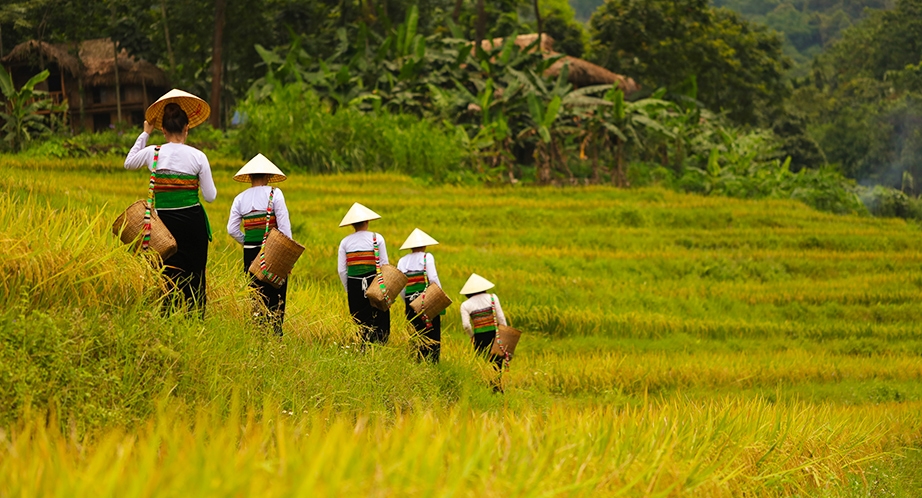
[158,204,209,316]
[405,297,440,362]
[347,273,390,344]
[244,246,288,335]
[473,330,503,369]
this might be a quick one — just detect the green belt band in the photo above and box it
[154,190,200,209]
[347,265,376,277]
[154,191,213,242]
[244,229,268,244]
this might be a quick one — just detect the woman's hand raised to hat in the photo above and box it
[143,120,155,135]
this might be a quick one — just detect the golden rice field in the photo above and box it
[2,155,922,496]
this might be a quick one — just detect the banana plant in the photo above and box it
[520,92,563,184]
[0,67,55,152]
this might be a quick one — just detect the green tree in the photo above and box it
[588,0,790,125]
[791,0,922,186]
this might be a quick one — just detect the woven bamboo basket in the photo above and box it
[366,264,408,311]
[409,283,452,317]
[112,200,178,260]
[491,325,522,357]
[248,228,305,288]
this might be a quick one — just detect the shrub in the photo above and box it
[236,83,469,181]
[19,124,238,159]
[859,185,922,219]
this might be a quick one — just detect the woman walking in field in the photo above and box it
[125,89,215,317]
[397,228,443,362]
[227,154,291,335]
[460,273,507,390]
[337,203,391,344]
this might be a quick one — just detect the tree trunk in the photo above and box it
[113,39,122,125]
[452,0,463,23]
[554,139,573,181]
[614,139,624,187]
[160,0,176,75]
[78,78,85,132]
[537,143,551,185]
[506,139,516,183]
[74,42,85,132]
[674,136,684,173]
[533,0,542,47]
[591,141,600,184]
[474,0,486,50]
[209,0,226,128]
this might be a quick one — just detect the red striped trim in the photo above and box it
[346,251,375,266]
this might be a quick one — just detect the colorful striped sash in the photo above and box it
[152,172,200,209]
[242,211,277,244]
[470,306,497,335]
[405,271,427,296]
[346,250,376,277]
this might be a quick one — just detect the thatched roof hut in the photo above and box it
[78,39,168,87]
[475,34,639,94]
[1,38,168,87]
[479,33,556,53]
[1,40,81,76]
[2,38,169,131]
[545,56,638,93]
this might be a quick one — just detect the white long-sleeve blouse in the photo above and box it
[227,186,292,247]
[460,293,507,338]
[337,231,389,292]
[124,132,217,203]
[396,252,441,299]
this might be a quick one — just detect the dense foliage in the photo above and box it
[237,85,469,180]
[587,0,790,126]
[2,0,921,218]
[789,0,922,190]
[711,0,892,77]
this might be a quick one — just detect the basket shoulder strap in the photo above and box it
[373,233,381,272]
[258,187,275,258]
[141,146,161,251]
[491,294,498,329]
[262,187,275,246]
[372,233,392,307]
[423,253,429,288]
[256,187,283,284]
[148,146,160,203]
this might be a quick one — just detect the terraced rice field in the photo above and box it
[1,156,921,496]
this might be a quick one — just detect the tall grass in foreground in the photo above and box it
[2,399,920,497]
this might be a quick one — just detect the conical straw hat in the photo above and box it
[234,153,287,183]
[460,273,494,295]
[400,228,439,250]
[145,89,211,130]
[339,203,381,227]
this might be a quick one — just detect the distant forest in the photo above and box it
[571,0,893,77]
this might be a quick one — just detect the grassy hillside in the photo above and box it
[2,156,922,495]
